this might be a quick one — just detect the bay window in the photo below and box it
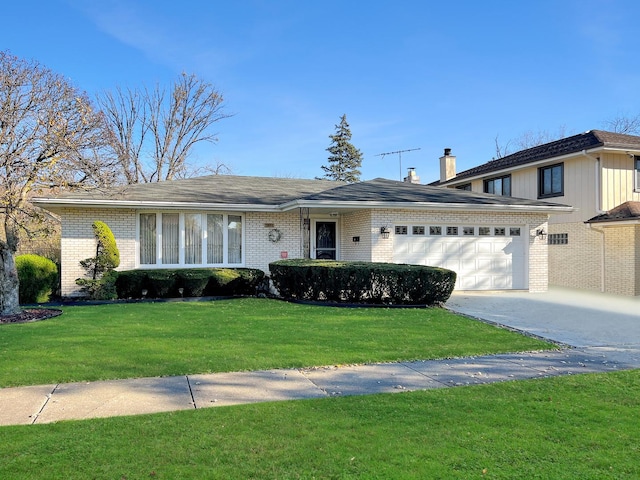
[138,212,243,266]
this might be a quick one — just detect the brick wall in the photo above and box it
[339,210,372,262]
[59,208,136,297]
[548,222,603,292]
[58,206,553,296]
[244,211,302,272]
[603,225,640,296]
[548,221,640,296]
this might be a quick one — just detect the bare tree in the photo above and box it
[602,113,640,135]
[98,73,231,183]
[0,51,110,315]
[493,126,568,159]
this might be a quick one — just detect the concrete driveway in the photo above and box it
[446,287,640,365]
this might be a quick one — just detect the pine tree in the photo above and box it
[320,114,363,183]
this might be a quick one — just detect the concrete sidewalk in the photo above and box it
[1,347,636,426]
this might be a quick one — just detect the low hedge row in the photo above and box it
[115,268,265,299]
[269,259,456,306]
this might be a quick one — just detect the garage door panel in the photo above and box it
[492,276,512,289]
[443,243,460,254]
[476,242,493,254]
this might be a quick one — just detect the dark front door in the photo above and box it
[315,221,336,259]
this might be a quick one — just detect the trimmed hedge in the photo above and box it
[114,268,265,299]
[269,259,456,306]
[16,254,59,304]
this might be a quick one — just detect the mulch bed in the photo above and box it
[0,308,63,324]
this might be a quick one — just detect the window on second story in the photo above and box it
[484,175,511,196]
[538,163,564,198]
[456,183,472,191]
[635,156,640,192]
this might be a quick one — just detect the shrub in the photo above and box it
[75,270,119,300]
[207,268,266,296]
[79,221,120,279]
[114,270,149,299]
[76,221,121,299]
[114,268,266,299]
[269,259,456,306]
[145,270,177,298]
[16,254,58,304]
[176,270,211,297]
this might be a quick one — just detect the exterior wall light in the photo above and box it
[536,228,547,240]
[380,226,391,239]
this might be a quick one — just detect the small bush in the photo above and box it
[145,270,177,298]
[78,221,120,279]
[76,221,121,299]
[114,268,265,299]
[16,254,59,304]
[176,270,211,297]
[269,259,456,306]
[75,271,119,300]
[114,270,149,299]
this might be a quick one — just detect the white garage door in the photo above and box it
[393,225,527,290]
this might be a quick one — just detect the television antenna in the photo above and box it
[375,148,421,180]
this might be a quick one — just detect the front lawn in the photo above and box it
[0,298,552,387]
[1,370,638,479]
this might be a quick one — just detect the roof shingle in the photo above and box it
[586,201,640,224]
[432,130,640,185]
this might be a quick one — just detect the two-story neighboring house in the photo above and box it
[431,130,640,296]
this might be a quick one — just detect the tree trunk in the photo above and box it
[0,244,21,316]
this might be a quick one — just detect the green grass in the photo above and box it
[1,370,638,479]
[0,298,552,387]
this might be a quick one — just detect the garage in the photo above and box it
[393,224,527,290]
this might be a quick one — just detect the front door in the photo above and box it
[315,221,337,259]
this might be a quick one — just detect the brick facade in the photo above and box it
[59,207,137,297]
[58,207,550,297]
[549,222,640,295]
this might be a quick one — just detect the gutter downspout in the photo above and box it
[588,223,606,293]
[582,150,606,293]
[581,150,605,215]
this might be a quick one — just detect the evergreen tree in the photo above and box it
[320,114,363,183]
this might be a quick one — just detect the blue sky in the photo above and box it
[3,0,640,182]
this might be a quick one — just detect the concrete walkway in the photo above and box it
[1,287,638,427]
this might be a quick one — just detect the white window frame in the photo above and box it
[136,211,245,268]
[635,156,640,192]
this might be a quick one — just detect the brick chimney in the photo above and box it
[403,167,420,184]
[439,148,456,182]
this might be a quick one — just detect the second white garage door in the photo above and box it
[393,225,527,290]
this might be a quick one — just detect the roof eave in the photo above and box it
[33,197,574,216]
[284,199,574,214]
[586,219,640,226]
[31,198,282,212]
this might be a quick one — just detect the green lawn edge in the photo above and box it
[0,297,554,387]
[1,370,638,479]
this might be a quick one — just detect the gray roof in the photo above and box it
[43,175,344,206]
[300,178,569,208]
[33,175,572,214]
[432,130,640,186]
